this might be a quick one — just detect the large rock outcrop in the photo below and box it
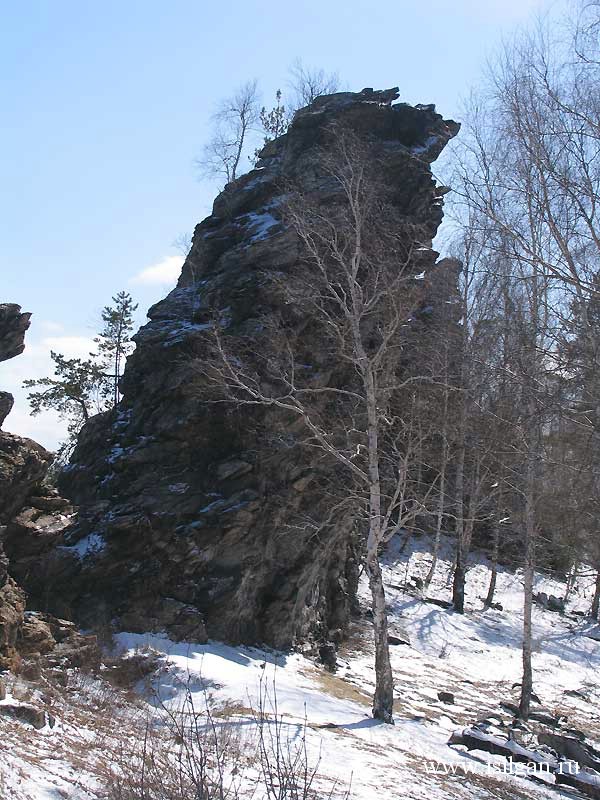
[57,89,459,652]
[0,305,52,669]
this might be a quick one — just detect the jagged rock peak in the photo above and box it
[301,86,401,112]
[0,304,31,364]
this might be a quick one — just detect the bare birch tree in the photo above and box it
[288,60,341,111]
[195,128,439,723]
[449,14,581,716]
[197,80,260,185]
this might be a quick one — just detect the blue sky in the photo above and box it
[1,0,548,448]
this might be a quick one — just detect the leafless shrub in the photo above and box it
[288,60,341,111]
[105,687,244,800]
[196,80,260,185]
[252,672,351,800]
[104,674,351,800]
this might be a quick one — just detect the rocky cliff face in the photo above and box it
[0,305,49,668]
[57,89,459,653]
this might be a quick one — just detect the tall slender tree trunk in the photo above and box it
[485,520,500,608]
[455,475,479,613]
[591,568,600,620]
[363,363,394,724]
[564,558,579,605]
[519,520,535,720]
[520,433,537,721]
[452,541,466,614]
[366,542,394,723]
[453,313,468,613]
[424,382,449,594]
[424,461,446,594]
[452,437,466,614]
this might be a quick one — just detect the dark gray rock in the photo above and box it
[0,392,13,429]
[410,575,423,590]
[0,301,76,671]
[55,88,458,651]
[0,304,30,363]
[538,731,600,771]
[387,625,411,646]
[547,594,565,613]
[0,703,46,729]
[318,641,338,671]
[0,574,25,670]
[0,434,52,525]
[535,592,565,613]
[0,305,40,669]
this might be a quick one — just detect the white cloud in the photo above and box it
[43,335,96,359]
[130,255,183,286]
[39,320,65,334]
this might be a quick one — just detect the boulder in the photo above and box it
[0,703,46,729]
[547,594,565,613]
[387,625,411,646]
[318,642,338,671]
[533,592,565,612]
[0,432,51,524]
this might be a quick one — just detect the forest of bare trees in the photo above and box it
[447,1,600,718]
[190,7,600,725]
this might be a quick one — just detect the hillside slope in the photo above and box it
[2,534,599,800]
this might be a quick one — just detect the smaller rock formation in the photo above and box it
[0,303,87,672]
[0,305,41,669]
[0,433,52,523]
[0,393,13,429]
[0,304,30,362]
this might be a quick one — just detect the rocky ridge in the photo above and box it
[52,88,459,655]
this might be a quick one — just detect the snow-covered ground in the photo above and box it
[2,532,600,799]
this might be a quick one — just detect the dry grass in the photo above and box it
[301,666,371,709]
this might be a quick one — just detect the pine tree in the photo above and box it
[24,351,107,463]
[253,90,291,163]
[24,290,137,461]
[259,89,288,141]
[94,290,138,408]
